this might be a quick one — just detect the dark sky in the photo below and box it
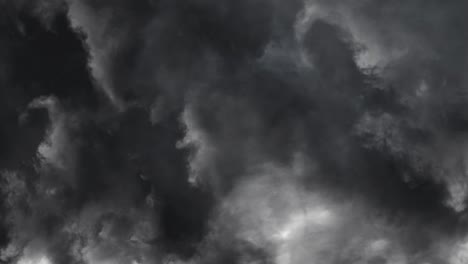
[1,0,468,263]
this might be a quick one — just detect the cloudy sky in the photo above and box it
[1,0,468,263]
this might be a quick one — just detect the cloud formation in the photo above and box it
[1,0,468,263]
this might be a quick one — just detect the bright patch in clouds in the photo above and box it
[17,255,51,264]
[273,207,334,241]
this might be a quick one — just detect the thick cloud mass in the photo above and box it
[1,0,468,263]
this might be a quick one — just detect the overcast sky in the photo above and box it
[1,0,468,263]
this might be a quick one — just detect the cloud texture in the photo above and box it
[1,0,468,263]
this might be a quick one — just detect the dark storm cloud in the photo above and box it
[2,0,468,263]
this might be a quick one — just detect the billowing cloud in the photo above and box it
[1,0,468,263]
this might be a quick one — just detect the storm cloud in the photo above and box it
[1,0,468,263]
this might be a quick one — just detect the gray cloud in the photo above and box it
[1,0,468,263]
